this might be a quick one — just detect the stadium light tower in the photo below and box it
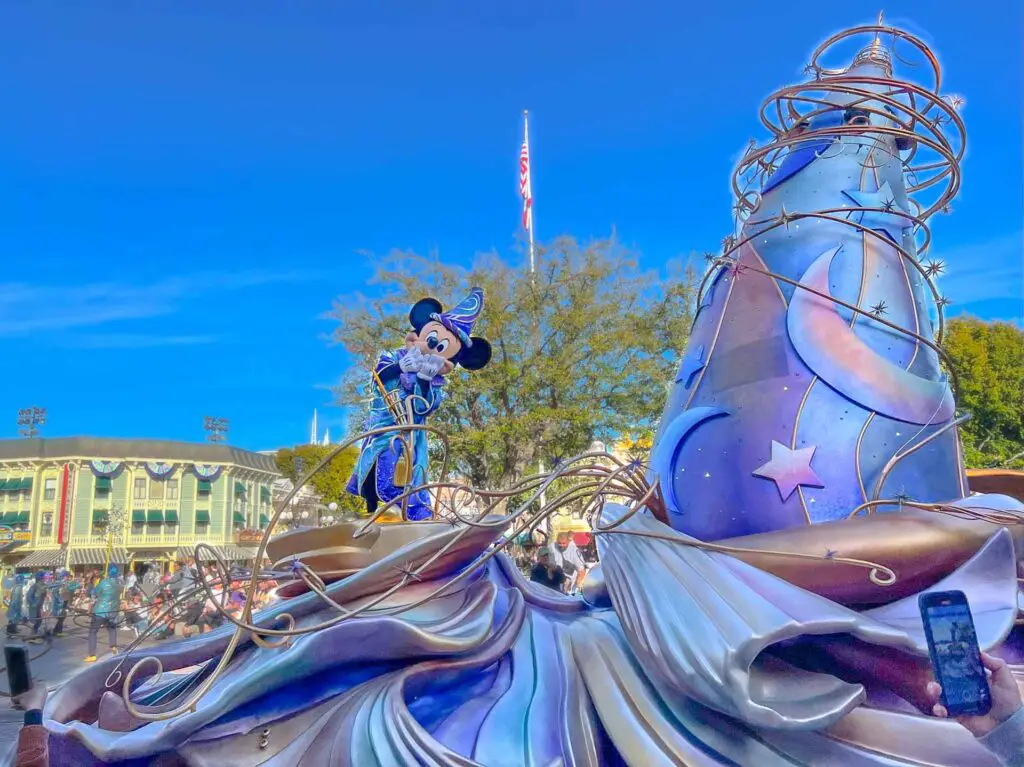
[204,416,229,443]
[16,407,46,439]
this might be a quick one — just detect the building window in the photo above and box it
[150,480,164,501]
[92,520,106,536]
[196,522,210,536]
[167,479,179,500]
[40,513,53,537]
[43,478,57,501]
[133,477,147,500]
[132,521,145,535]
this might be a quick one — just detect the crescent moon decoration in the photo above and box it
[786,246,955,425]
[649,406,729,514]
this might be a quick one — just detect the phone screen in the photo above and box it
[922,597,990,715]
[4,644,31,698]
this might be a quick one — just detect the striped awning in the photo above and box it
[178,545,264,563]
[69,547,130,566]
[16,549,66,568]
[221,545,264,562]
[177,545,225,563]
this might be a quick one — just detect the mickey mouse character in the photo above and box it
[346,288,491,521]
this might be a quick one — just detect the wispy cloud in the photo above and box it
[932,232,1023,309]
[0,269,323,338]
[64,334,220,349]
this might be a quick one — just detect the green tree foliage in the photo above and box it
[274,444,365,514]
[943,317,1024,469]
[330,236,696,490]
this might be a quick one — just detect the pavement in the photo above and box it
[0,614,160,760]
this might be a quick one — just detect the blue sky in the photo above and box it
[0,1,1020,451]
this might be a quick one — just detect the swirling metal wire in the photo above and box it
[110,417,899,722]
[104,17,974,726]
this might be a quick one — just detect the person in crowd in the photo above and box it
[11,681,48,767]
[552,534,585,592]
[26,571,50,644]
[121,591,147,639]
[85,564,123,662]
[167,558,198,598]
[49,570,74,638]
[5,573,26,636]
[925,651,1023,766]
[124,568,138,593]
[529,548,567,592]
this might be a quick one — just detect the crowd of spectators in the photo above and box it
[1,558,278,660]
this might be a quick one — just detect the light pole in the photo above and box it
[17,407,47,439]
[204,416,229,443]
[103,504,127,577]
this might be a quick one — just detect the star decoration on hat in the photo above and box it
[870,300,889,317]
[676,344,707,389]
[728,261,747,278]
[842,182,910,242]
[936,296,952,308]
[776,204,796,229]
[752,440,825,501]
[703,251,718,263]
[393,562,423,582]
[924,260,945,277]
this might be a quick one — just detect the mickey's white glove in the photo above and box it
[399,347,424,374]
[417,354,447,381]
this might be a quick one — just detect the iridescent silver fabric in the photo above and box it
[46,500,1020,766]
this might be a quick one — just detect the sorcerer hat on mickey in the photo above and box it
[408,287,492,370]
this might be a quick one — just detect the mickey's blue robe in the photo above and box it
[346,349,445,521]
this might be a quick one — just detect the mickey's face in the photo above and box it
[405,320,462,375]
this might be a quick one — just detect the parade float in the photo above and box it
[42,17,1024,767]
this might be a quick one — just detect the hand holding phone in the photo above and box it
[919,590,991,717]
[926,652,1023,738]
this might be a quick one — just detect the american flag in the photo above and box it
[519,114,533,232]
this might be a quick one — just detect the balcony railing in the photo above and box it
[69,534,108,546]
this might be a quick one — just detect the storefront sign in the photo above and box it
[0,530,32,543]
[236,529,265,545]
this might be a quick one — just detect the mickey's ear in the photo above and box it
[458,338,492,371]
[409,297,443,331]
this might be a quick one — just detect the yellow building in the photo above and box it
[0,437,279,573]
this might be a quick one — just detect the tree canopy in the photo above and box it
[943,316,1024,469]
[330,236,696,490]
[274,443,365,514]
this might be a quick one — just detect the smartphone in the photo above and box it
[918,589,991,716]
[4,642,31,698]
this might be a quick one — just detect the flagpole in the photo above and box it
[520,109,547,524]
[522,110,535,274]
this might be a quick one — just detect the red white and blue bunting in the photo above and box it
[89,460,123,478]
[191,464,223,482]
[144,462,177,480]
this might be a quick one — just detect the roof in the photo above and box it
[0,437,279,474]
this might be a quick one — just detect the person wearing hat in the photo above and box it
[85,564,123,662]
[5,573,26,636]
[49,570,74,638]
[25,571,49,644]
[346,288,492,521]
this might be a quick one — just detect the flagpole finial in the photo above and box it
[523,109,529,116]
